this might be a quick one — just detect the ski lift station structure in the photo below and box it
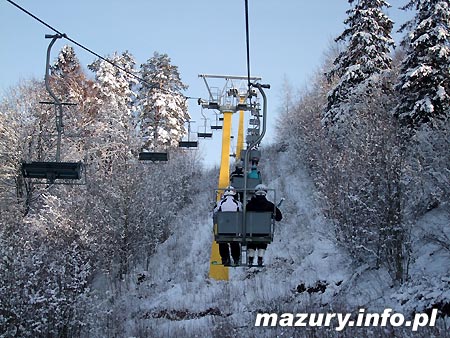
[199,74,274,281]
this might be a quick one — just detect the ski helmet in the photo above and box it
[254,184,267,196]
[224,185,237,196]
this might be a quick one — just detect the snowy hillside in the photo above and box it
[92,147,449,338]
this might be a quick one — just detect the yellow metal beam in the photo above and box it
[236,97,245,160]
[209,110,234,280]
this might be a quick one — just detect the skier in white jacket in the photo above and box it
[213,186,242,266]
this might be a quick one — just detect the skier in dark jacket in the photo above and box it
[246,184,282,266]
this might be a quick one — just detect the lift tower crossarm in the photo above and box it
[198,74,262,81]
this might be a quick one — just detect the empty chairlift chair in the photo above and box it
[138,151,169,162]
[21,34,85,185]
[22,161,83,183]
[178,141,198,148]
[197,131,213,138]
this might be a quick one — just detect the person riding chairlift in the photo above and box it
[213,186,242,266]
[246,184,282,266]
[247,164,261,180]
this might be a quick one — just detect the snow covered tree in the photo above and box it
[51,45,97,133]
[395,0,450,128]
[324,0,394,126]
[137,52,189,150]
[86,52,142,275]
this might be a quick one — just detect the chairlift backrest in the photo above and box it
[215,211,273,243]
[198,132,213,138]
[230,176,262,191]
[138,152,169,161]
[22,161,83,181]
[179,141,198,148]
[240,149,261,163]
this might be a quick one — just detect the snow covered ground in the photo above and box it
[95,149,449,338]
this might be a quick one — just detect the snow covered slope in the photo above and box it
[98,148,449,338]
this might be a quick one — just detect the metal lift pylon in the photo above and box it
[236,97,246,162]
[199,74,262,280]
[209,108,233,281]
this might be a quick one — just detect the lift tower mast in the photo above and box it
[199,74,261,280]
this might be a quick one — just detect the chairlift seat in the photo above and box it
[179,141,198,148]
[197,132,213,138]
[211,125,223,130]
[21,161,82,180]
[139,152,169,161]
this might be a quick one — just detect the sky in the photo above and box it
[0,0,411,168]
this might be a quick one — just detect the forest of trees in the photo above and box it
[277,0,449,281]
[0,0,448,336]
[0,48,202,336]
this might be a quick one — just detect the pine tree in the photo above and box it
[324,0,394,126]
[137,52,189,150]
[88,51,138,164]
[50,45,87,107]
[50,45,97,163]
[395,0,450,128]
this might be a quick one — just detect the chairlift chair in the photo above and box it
[22,161,82,181]
[214,187,277,267]
[178,120,199,148]
[210,114,223,130]
[197,132,213,138]
[198,107,213,138]
[138,151,169,162]
[21,34,85,185]
[178,141,198,148]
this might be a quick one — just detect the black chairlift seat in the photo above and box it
[179,141,198,148]
[214,211,274,243]
[210,125,223,130]
[197,132,213,138]
[138,152,169,162]
[22,161,83,181]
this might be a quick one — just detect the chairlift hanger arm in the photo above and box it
[242,83,269,215]
[44,34,65,161]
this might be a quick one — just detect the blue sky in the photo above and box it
[0,0,411,167]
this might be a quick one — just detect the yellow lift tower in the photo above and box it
[198,74,261,280]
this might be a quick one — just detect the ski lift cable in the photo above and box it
[5,0,201,101]
[244,0,251,90]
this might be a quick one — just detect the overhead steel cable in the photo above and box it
[244,0,252,90]
[5,0,200,100]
